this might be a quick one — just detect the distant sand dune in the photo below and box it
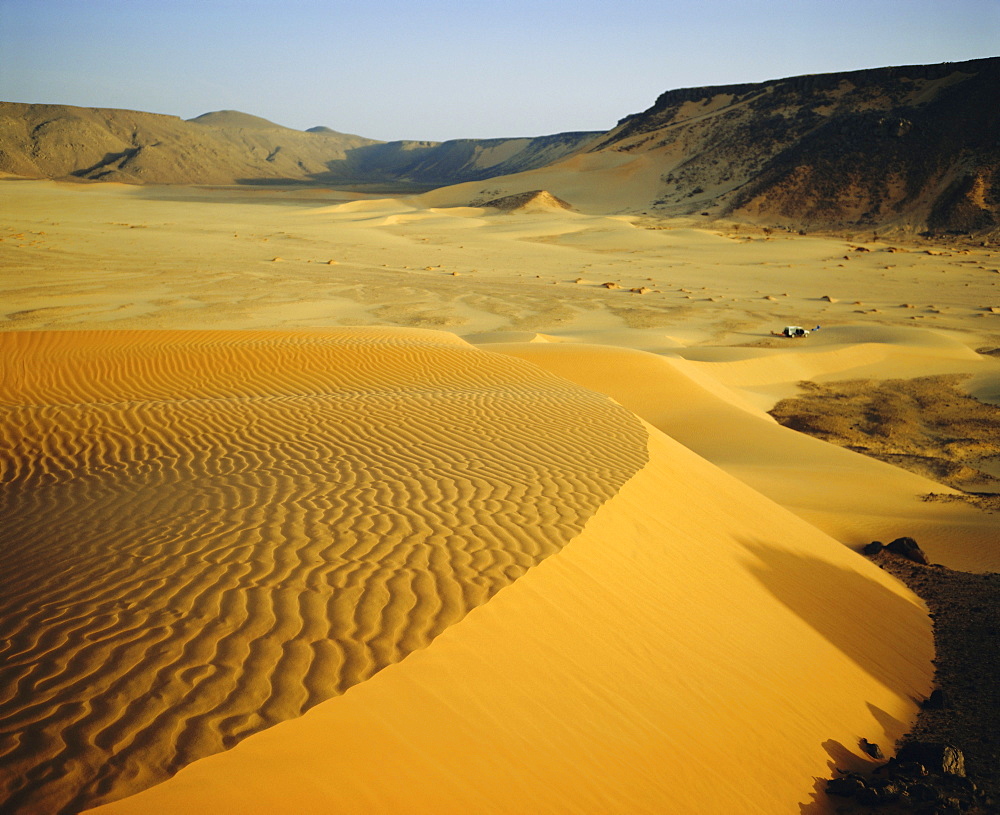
[483,338,999,571]
[0,328,646,813]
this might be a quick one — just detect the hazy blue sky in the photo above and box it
[1,0,996,141]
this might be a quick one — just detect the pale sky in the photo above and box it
[1,0,996,142]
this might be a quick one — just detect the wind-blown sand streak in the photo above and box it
[0,328,647,814]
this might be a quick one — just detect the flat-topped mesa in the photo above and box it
[603,57,999,146]
[591,57,1000,236]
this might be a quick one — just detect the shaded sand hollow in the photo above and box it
[2,180,999,812]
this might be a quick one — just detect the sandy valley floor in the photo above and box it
[2,179,999,814]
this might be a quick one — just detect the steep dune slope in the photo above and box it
[483,337,999,571]
[0,328,646,814]
[89,423,934,815]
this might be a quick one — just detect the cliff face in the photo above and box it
[592,57,1000,236]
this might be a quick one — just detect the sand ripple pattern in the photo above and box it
[0,328,647,814]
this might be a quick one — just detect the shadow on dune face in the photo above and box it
[741,540,931,692]
[741,542,933,814]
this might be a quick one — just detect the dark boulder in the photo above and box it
[863,540,884,555]
[826,773,866,797]
[861,738,885,760]
[896,742,966,777]
[886,536,929,564]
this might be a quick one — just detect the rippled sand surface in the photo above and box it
[0,328,646,813]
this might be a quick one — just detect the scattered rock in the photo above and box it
[764,295,777,301]
[827,773,866,797]
[575,278,585,284]
[271,257,283,262]
[327,259,337,265]
[822,295,839,302]
[861,738,885,760]
[863,541,884,555]
[886,536,929,565]
[827,746,984,811]
[901,303,916,308]
[896,743,966,777]
[630,287,650,294]
[602,282,621,289]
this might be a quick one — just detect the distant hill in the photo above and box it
[592,56,1000,236]
[424,57,999,237]
[188,110,300,130]
[0,103,599,189]
[0,103,378,185]
[325,132,602,188]
[3,57,997,236]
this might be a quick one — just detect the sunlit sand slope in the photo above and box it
[90,426,934,815]
[0,328,647,814]
[485,338,999,572]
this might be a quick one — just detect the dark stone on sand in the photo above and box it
[861,738,885,760]
[863,540,884,555]
[886,536,929,564]
[896,742,966,777]
[826,773,865,797]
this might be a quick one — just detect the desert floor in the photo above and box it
[2,179,999,814]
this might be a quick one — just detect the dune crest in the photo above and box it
[483,339,999,571]
[0,328,646,813]
[88,424,933,815]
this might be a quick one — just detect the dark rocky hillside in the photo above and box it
[594,57,1000,236]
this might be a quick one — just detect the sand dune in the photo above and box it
[481,334,1000,571]
[88,424,933,815]
[0,328,646,813]
[3,179,998,813]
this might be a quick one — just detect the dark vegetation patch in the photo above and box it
[769,375,1000,512]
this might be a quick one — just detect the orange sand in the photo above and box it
[2,178,996,813]
[89,424,933,814]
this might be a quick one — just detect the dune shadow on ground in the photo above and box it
[740,539,930,691]
[741,541,933,814]
[799,739,880,814]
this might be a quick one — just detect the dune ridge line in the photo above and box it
[0,328,647,814]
